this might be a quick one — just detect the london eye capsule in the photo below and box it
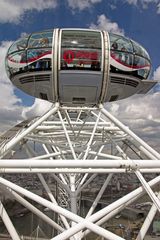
[5,28,156,106]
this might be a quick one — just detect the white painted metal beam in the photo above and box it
[0,177,125,240]
[100,104,160,159]
[0,159,159,168]
[136,192,160,240]
[0,200,21,240]
[0,103,59,158]
[0,168,160,173]
[135,170,160,212]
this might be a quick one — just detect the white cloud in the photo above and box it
[0,41,13,82]
[124,0,160,13]
[107,91,160,151]
[157,3,160,13]
[67,0,101,10]
[125,0,158,5]
[22,98,52,119]
[103,72,160,153]
[0,0,57,23]
[0,40,52,134]
[0,41,24,132]
[153,65,160,80]
[125,0,138,5]
[110,4,117,10]
[0,41,21,108]
[152,66,160,93]
[90,14,125,35]
[140,0,159,9]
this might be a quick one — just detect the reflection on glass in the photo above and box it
[61,30,101,71]
[5,29,151,80]
[133,56,150,69]
[109,33,133,53]
[111,51,133,66]
[8,36,29,54]
[109,32,151,79]
[27,49,52,71]
[7,51,27,77]
[132,40,150,59]
[28,31,53,48]
[61,30,101,49]
[61,49,101,70]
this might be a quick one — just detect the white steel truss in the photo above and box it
[0,103,160,240]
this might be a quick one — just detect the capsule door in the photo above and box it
[58,29,103,106]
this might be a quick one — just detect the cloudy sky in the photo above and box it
[0,0,160,151]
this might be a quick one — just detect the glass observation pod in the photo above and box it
[5,28,156,106]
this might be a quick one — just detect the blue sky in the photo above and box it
[0,0,160,151]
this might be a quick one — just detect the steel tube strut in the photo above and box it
[0,177,125,240]
[100,104,160,159]
[38,173,71,231]
[82,178,160,238]
[135,170,160,212]
[0,160,160,168]
[2,187,64,232]
[1,168,160,173]
[0,200,21,240]
[86,173,113,218]
[0,176,160,240]
[0,103,59,158]
[136,192,160,240]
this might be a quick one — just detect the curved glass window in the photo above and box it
[109,32,151,79]
[133,56,151,78]
[6,51,27,77]
[27,49,52,71]
[6,31,53,78]
[8,36,29,54]
[28,31,53,48]
[6,30,152,81]
[133,55,150,68]
[61,30,101,71]
[109,33,133,53]
[111,50,133,66]
[131,40,150,59]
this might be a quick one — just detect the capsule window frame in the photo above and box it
[61,30,102,71]
[61,30,102,49]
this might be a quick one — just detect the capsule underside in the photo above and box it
[5,29,153,106]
